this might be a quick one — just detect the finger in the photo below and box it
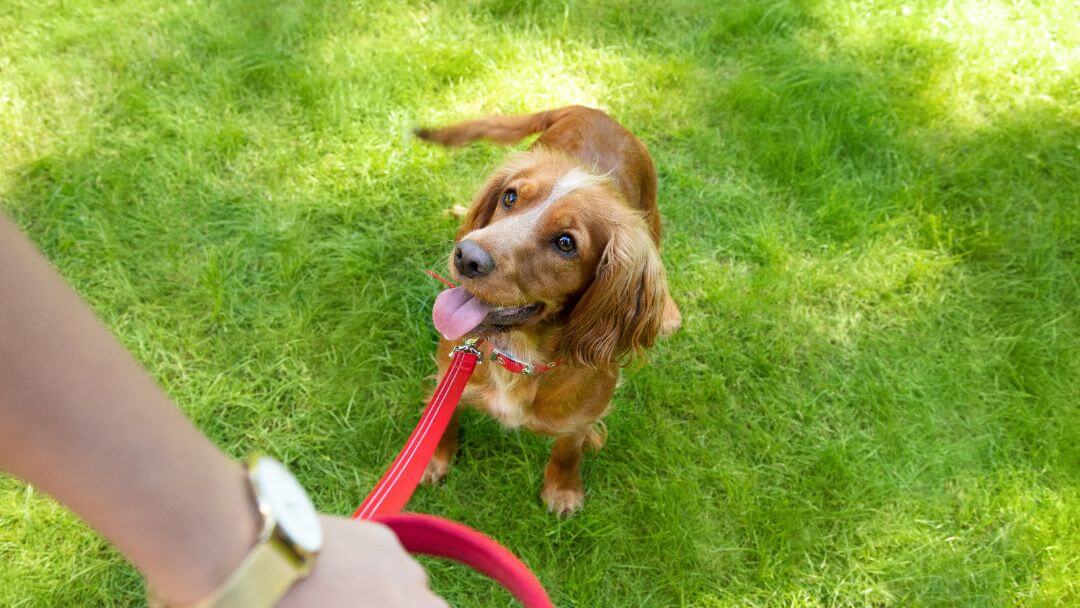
[361,521,404,548]
[405,559,430,587]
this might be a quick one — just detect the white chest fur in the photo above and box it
[485,366,534,428]
[480,335,549,428]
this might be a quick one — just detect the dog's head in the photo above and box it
[433,148,669,367]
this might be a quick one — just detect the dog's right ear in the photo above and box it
[562,213,669,367]
[456,172,506,239]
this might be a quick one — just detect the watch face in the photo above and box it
[252,457,323,554]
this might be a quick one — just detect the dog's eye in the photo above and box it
[501,189,517,208]
[555,234,576,254]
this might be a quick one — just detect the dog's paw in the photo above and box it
[421,457,451,485]
[541,484,585,517]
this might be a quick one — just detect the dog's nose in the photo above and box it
[454,240,495,279]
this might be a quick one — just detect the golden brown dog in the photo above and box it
[418,106,681,515]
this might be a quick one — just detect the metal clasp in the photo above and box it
[450,338,483,362]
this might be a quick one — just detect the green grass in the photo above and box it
[1,0,1077,605]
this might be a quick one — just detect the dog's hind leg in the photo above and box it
[661,294,682,337]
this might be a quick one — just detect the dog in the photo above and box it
[417,106,681,515]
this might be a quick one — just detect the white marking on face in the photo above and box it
[466,167,605,253]
[539,167,603,208]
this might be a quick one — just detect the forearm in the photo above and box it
[0,216,258,604]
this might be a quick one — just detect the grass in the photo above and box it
[1,0,1077,605]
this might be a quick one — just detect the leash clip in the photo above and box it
[451,338,483,362]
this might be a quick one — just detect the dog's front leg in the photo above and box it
[421,409,459,485]
[541,431,588,516]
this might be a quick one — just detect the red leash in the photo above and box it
[425,268,458,290]
[353,339,554,608]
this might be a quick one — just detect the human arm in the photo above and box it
[0,215,444,607]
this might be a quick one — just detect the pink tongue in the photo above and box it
[432,287,494,340]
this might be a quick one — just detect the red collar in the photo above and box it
[489,346,560,375]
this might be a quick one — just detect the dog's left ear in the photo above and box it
[456,172,506,239]
[562,215,669,367]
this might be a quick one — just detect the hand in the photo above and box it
[278,515,449,608]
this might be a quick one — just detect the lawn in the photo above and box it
[1,0,1077,606]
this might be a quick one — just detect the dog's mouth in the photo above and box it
[432,286,543,340]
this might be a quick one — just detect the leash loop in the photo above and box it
[352,341,554,608]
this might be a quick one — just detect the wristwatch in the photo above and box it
[151,455,323,608]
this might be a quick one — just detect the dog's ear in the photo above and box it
[562,215,669,367]
[456,172,506,239]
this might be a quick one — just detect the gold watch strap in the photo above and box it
[192,536,303,608]
[147,455,318,608]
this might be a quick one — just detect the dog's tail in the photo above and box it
[414,106,585,147]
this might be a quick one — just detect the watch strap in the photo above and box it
[192,535,303,608]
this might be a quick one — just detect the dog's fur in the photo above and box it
[417,106,681,515]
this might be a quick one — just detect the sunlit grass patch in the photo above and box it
[825,0,1077,126]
